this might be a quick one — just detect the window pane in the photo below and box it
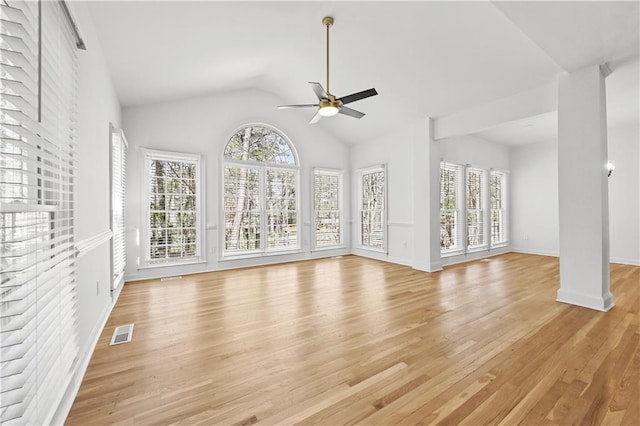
[440,210,459,251]
[267,211,297,249]
[490,171,506,245]
[467,210,484,247]
[314,171,342,248]
[360,168,385,249]
[224,126,296,164]
[440,163,464,254]
[362,171,385,211]
[224,212,261,250]
[315,211,341,247]
[266,169,296,211]
[466,168,486,249]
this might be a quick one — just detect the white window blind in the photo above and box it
[224,163,261,252]
[466,167,487,250]
[144,151,202,265]
[110,125,126,288]
[440,162,464,255]
[1,1,80,424]
[358,165,386,251]
[222,125,299,257]
[490,170,507,246]
[313,169,342,249]
[265,167,297,251]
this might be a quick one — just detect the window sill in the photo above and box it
[441,250,465,258]
[221,249,303,261]
[467,246,490,253]
[311,245,346,252]
[138,259,206,270]
[491,242,509,249]
[355,246,387,254]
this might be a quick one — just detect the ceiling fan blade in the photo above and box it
[337,88,378,105]
[277,104,318,109]
[338,106,365,119]
[309,82,329,100]
[309,112,322,124]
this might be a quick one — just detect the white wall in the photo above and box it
[608,124,640,264]
[122,89,351,281]
[509,124,639,265]
[440,134,510,170]
[55,2,123,423]
[73,1,122,351]
[510,140,559,256]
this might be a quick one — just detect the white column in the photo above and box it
[557,64,614,311]
[413,117,442,272]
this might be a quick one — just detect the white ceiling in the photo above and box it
[85,1,640,146]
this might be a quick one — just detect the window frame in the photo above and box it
[140,148,204,268]
[221,124,301,259]
[312,167,344,251]
[466,166,488,252]
[440,162,465,257]
[489,169,508,248]
[356,164,387,253]
[110,124,127,288]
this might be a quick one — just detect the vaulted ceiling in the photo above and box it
[85,1,639,146]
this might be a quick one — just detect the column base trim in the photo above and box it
[556,288,615,312]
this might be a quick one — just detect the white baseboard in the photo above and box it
[611,257,640,266]
[387,255,414,267]
[512,248,640,266]
[51,283,124,425]
[510,248,559,258]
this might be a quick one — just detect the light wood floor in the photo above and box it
[66,253,639,425]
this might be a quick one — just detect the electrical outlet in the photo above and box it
[523,234,529,241]
[96,280,100,296]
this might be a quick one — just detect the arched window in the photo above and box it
[223,125,299,256]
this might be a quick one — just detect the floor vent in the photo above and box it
[161,275,182,281]
[110,324,134,345]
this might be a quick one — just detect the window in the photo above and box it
[110,125,127,288]
[223,125,299,256]
[466,167,487,250]
[313,169,343,249]
[0,1,82,424]
[490,170,507,246]
[144,150,202,265]
[440,163,508,256]
[358,165,386,251]
[440,162,464,254]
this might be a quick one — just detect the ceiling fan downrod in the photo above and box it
[323,16,334,97]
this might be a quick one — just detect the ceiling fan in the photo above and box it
[278,16,378,124]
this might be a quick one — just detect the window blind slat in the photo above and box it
[0,33,37,66]
[1,78,38,108]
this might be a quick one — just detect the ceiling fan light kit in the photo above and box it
[278,16,378,124]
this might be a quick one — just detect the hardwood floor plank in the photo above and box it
[65,254,640,425]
